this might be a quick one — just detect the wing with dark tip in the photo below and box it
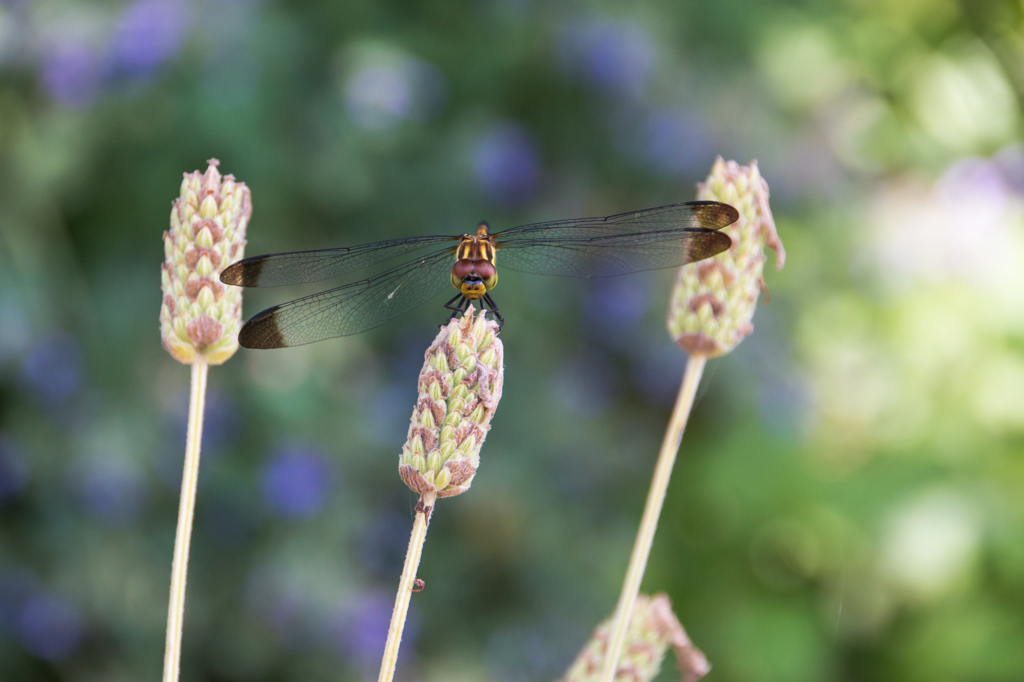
[221,235,458,287]
[238,248,457,349]
[491,201,736,278]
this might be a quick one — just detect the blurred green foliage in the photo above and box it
[1,0,1023,680]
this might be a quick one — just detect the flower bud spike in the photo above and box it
[399,307,503,501]
[667,157,785,358]
[561,594,710,682]
[160,158,251,366]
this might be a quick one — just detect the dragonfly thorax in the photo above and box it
[451,223,498,299]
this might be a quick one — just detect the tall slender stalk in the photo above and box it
[163,360,208,682]
[378,491,437,682]
[599,355,706,682]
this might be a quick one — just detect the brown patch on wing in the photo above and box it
[220,256,265,286]
[688,201,740,230]
[238,305,288,349]
[685,231,732,263]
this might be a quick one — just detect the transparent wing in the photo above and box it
[492,201,736,277]
[221,235,458,287]
[238,248,457,348]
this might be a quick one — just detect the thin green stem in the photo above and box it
[599,355,706,682]
[163,360,208,682]
[377,492,437,682]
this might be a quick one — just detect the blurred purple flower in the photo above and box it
[473,122,540,207]
[21,334,82,404]
[558,19,655,98]
[363,384,412,447]
[583,276,650,348]
[634,108,713,176]
[161,391,237,481]
[268,593,318,651]
[41,42,104,108]
[18,594,84,662]
[629,338,688,407]
[346,64,412,129]
[261,446,335,518]
[937,156,1011,216]
[0,298,31,364]
[354,507,410,574]
[244,565,318,650]
[993,144,1024,195]
[156,390,233,489]
[111,0,189,79]
[869,156,1017,290]
[0,437,28,502]
[75,456,146,527]
[550,354,614,417]
[0,570,34,633]
[330,590,414,672]
[344,52,445,130]
[201,391,239,451]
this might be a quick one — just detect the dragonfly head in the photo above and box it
[451,258,497,299]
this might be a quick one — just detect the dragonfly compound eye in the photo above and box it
[451,259,475,281]
[473,259,497,289]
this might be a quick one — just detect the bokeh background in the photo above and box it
[2,0,1024,680]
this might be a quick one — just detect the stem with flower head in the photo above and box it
[162,360,208,682]
[377,309,503,681]
[378,491,437,682]
[599,355,706,682]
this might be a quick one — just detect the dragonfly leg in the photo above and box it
[443,293,467,326]
[443,292,463,312]
[482,293,504,330]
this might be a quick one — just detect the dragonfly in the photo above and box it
[220,200,739,349]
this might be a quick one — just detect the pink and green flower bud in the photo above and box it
[667,157,785,358]
[399,308,504,500]
[559,594,710,682]
[160,159,252,365]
